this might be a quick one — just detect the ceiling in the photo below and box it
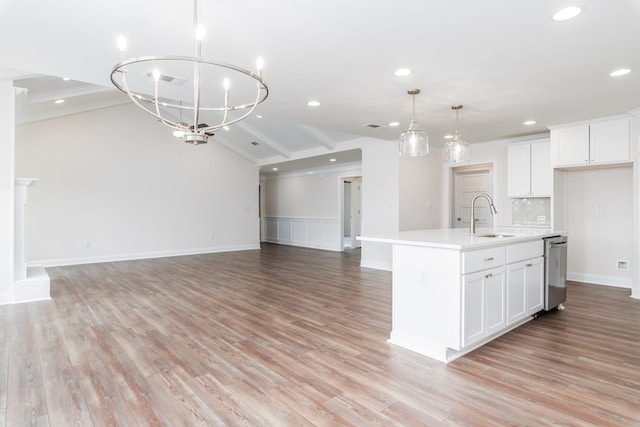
[2,0,639,171]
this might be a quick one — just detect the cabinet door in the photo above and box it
[530,142,551,196]
[551,125,589,167]
[507,145,531,197]
[462,267,505,347]
[590,118,630,165]
[525,257,544,314]
[506,262,527,325]
[462,272,485,347]
[485,268,506,335]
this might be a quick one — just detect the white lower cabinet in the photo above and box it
[462,266,506,347]
[506,257,544,325]
[387,236,549,363]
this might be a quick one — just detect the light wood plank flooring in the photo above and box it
[1,243,640,426]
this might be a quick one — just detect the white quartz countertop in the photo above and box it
[358,228,566,250]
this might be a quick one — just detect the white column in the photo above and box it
[14,178,38,281]
[630,108,640,299]
[0,80,16,305]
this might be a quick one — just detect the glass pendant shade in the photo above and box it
[443,105,471,163]
[399,89,429,157]
[399,120,429,157]
[443,131,471,163]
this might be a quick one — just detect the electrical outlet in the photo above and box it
[617,260,628,270]
[418,271,429,286]
[85,241,92,248]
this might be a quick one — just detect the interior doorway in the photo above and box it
[451,164,494,230]
[342,177,362,249]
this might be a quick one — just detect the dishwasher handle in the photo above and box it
[550,242,567,248]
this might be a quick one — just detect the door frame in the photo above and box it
[443,161,497,228]
[340,175,362,250]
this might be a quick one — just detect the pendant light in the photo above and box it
[398,89,429,157]
[443,105,471,163]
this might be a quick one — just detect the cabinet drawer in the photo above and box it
[506,240,543,264]
[462,247,505,274]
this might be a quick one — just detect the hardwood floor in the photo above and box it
[2,243,640,426]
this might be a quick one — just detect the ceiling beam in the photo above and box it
[19,84,119,105]
[212,134,259,163]
[300,125,336,150]
[235,121,292,158]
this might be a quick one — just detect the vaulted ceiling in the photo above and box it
[2,0,639,169]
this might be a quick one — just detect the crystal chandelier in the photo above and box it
[110,0,269,145]
[398,89,429,157]
[443,105,471,163]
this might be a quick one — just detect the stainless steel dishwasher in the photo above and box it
[543,235,568,311]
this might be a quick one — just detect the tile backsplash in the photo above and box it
[511,198,551,226]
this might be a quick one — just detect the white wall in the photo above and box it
[259,137,399,270]
[399,149,442,230]
[0,81,15,303]
[263,167,348,218]
[261,163,361,251]
[565,167,633,288]
[15,103,260,266]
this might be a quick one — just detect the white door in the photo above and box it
[451,165,494,229]
[350,177,362,248]
[342,176,362,249]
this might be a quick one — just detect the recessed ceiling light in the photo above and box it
[272,167,278,171]
[307,100,320,107]
[329,158,337,162]
[609,68,631,77]
[394,68,413,77]
[54,99,65,104]
[62,77,71,81]
[444,134,454,139]
[523,120,536,126]
[256,115,263,119]
[552,6,582,21]
[388,121,400,127]
[223,126,230,131]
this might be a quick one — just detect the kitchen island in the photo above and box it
[359,228,565,363]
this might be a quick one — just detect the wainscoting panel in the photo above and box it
[262,217,341,251]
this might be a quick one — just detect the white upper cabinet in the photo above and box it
[507,140,551,197]
[550,116,630,168]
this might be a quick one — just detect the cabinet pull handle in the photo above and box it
[526,263,533,267]
[484,257,494,261]
[485,273,493,279]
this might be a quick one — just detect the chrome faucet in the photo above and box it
[470,193,497,234]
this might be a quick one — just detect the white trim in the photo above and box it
[359,260,392,271]
[547,113,631,130]
[261,162,362,180]
[568,272,632,289]
[262,216,341,251]
[33,244,261,268]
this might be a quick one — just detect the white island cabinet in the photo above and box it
[359,228,563,363]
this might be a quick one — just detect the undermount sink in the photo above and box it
[473,233,515,238]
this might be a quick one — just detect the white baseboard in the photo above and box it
[360,260,392,271]
[568,271,632,289]
[262,238,341,252]
[34,244,261,268]
[14,266,51,303]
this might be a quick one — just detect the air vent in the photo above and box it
[364,123,383,128]
[143,72,187,85]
